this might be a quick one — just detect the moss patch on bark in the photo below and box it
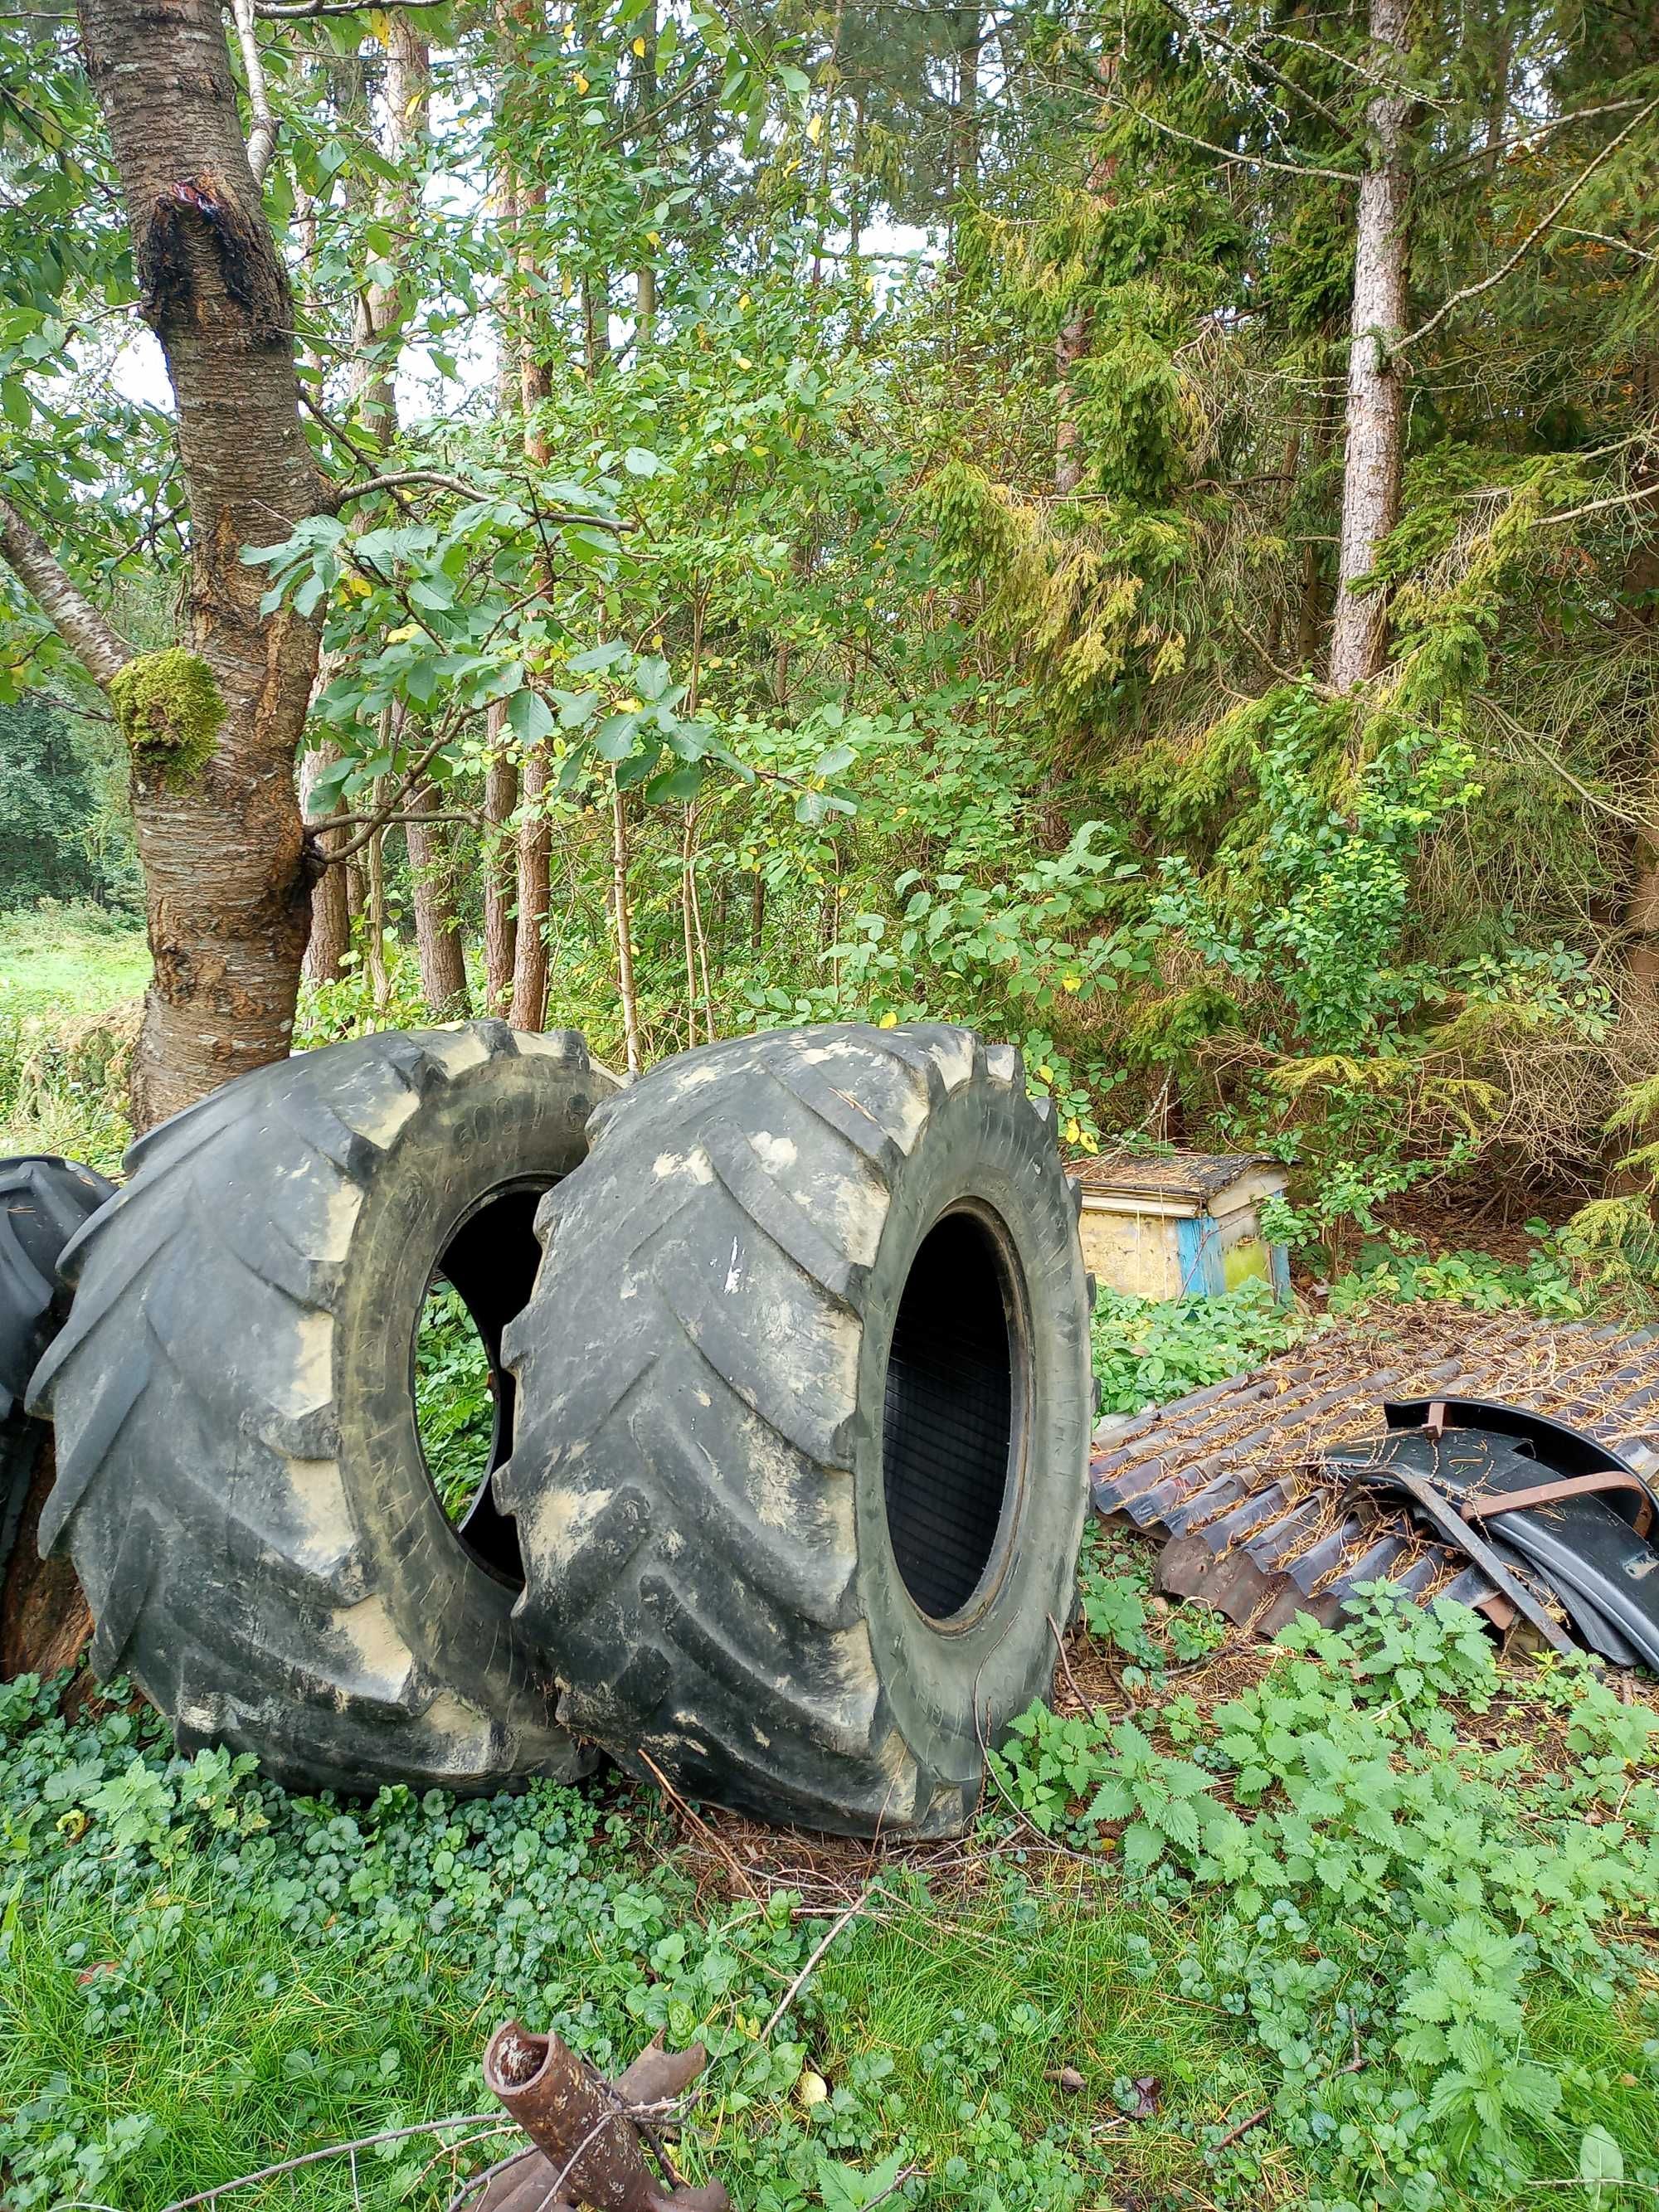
[109,649,224,790]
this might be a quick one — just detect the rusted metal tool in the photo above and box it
[473,2021,727,2212]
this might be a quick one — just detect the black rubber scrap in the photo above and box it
[1329,1398,1659,1670]
[0,1154,114,1582]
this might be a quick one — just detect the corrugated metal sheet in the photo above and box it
[1089,1311,1659,1639]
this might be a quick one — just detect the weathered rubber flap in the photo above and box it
[1372,1402,1659,1670]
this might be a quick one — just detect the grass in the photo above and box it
[2,1577,1657,2212]
[3,960,1658,2211]
[0,902,149,1018]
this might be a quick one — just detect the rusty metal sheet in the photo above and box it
[1090,1312,1659,1642]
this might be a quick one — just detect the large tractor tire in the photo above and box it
[30,1023,615,1793]
[2,1155,114,1671]
[498,1023,1092,1836]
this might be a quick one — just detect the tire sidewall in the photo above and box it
[336,1048,605,1727]
[850,1077,1090,1799]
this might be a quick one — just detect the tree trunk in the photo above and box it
[299,741,350,984]
[1329,0,1413,692]
[946,4,982,280]
[611,784,641,1077]
[1,1435,92,1680]
[499,0,554,1025]
[634,0,658,350]
[509,746,552,1029]
[1053,130,1113,497]
[77,0,324,1129]
[1054,310,1090,496]
[1618,360,1659,1000]
[1294,353,1340,669]
[406,783,470,1018]
[483,703,518,1017]
[354,22,429,445]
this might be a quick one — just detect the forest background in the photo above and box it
[1,0,1657,1280]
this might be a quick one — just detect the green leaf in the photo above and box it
[506,689,555,743]
[645,761,704,804]
[622,447,663,478]
[1579,2126,1624,2199]
[567,639,630,675]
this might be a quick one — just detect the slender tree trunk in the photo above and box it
[1295,352,1340,668]
[1053,130,1113,497]
[1618,357,1659,1003]
[1329,0,1413,692]
[611,784,641,1077]
[1054,311,1090,496]
[75,0,324,1127]
[483,702,518,1015]
[299,742,349,984]
[362,19,469,1009]
[635,0,658,349]
[509,750,552,1029]
[364,769,390,1014]
[680,805,699,1048]
[947,4,982,281]
[500,0,555,1025]
[406,784,470,1017]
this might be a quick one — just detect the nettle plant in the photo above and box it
[992,1590,1659,2201]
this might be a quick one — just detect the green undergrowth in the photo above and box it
[1327,1234,1593,1320]
[3,1588,1657,2212]
[990,1592,1659,2206]
[1091,1276,1306,1416]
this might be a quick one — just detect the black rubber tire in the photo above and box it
[29,1023,616,1794]
[1,1155,115,1587]
[497,1023,1092,1836]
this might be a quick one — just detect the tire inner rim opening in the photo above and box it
[881,1207,1024,1621]
[413,1181,549,1588]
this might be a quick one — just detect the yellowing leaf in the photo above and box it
[806,111,824,144]
[1062,974,1082,992]
[615,697,643,712]
[632,34,646,54]
[386,623,420,644]
[573,70,590,91]
[646,230,661,246]
[878,1013,898,1028]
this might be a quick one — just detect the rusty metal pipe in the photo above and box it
[483,2022,727,2212]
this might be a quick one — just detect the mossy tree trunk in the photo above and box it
[80,0,324,1128]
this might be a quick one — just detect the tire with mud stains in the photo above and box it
[29,1023,615,1792]
[497,1023,1092,1836]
